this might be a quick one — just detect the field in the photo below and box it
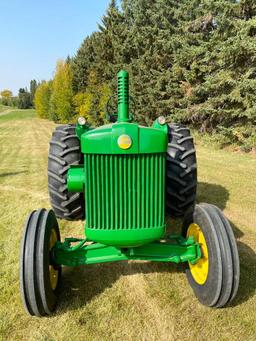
[0,105,11,114]
[0,109,255,341]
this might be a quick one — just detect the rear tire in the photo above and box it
[166,123,197,217]
[20,209,61,316]
[183,203,240,307]
[48,124,84,220]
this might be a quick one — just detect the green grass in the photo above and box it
[0,109,36,122]
[0,110,255,341]
[0,105,11,113]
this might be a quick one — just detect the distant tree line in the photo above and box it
[0,80,38,109]
[35,0,256,151]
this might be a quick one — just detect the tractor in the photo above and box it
[20,70,240,316]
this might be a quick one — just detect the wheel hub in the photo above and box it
[49,229,59,290]
[187,223,209,285]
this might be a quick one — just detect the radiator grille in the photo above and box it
[85,153,165,230]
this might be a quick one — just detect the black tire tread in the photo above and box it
[48,124,84,221]
[213,205,240,303]
[166,123,197,217]
[201,203,234,307]
[183,203,240,308]
[20,209,61,316]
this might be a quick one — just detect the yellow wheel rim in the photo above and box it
[187,223,209,285]
[49,229,59,290]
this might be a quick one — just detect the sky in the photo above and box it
[0,0,110,95]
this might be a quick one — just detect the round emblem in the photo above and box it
[117,134,132,149]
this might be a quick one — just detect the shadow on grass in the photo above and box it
[57,181,255,313]
[197,181,229,211]
[58,261,182,314]
[0,171,27,177]
[232,240,256,306]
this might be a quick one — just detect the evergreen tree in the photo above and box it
[43,0,256,149]
[18,88,31,109]
[30,79,38,107]
[71,34,98,92]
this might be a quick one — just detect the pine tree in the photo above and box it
[71,34,98,93]
[45,0,256,149]
[18,88,31,109]
[30,79,38,107]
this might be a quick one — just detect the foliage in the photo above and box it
[29,79,38,107]
[73,70,111,125]
[0,89,16,106]
[17,88,31,109]
[0,89,12,98]
[39,0,256,150]
[50,60,74,122]
[1,81,37,108]
[34,81,52,119]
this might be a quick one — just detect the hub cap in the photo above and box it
[187,223,209,285]
[49,229,58,290]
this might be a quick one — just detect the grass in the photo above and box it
[0,105,11,113]
[0,110,255,341]
[0,109,35,121]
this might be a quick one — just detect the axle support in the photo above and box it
[52,235,201,267]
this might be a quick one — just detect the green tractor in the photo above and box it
[20,71,239,316]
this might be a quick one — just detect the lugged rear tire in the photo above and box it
[48,124,84,220]
[166,123,197,217]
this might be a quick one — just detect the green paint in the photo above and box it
[67,166,85,192]
[117,70,130,123]
[75,122,91,139]
[64,70,203,266]
[52,235,201,267]
[80,122,167,154]
[152,118,168,134]
[84,153,165,247]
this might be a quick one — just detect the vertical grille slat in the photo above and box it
[145,156,149,228]
[128,156,132,229]
[105,156,109,229]
[137,155,141,229]
[85,153,165,230]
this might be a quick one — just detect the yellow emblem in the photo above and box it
[117,134,132,149]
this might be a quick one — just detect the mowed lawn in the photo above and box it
[0,110,255,341]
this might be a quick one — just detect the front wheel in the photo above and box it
[183,203,240,307]
[20,209,61,316]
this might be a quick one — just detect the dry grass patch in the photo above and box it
[0,111,255,341]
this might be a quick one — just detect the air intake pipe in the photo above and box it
[117,70,129,122]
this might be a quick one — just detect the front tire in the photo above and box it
[20,209,61,316]
[183,203,240,307]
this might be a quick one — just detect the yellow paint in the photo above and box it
[117,134,132,149]
[187,223,209,285]
[49,229,59,290]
